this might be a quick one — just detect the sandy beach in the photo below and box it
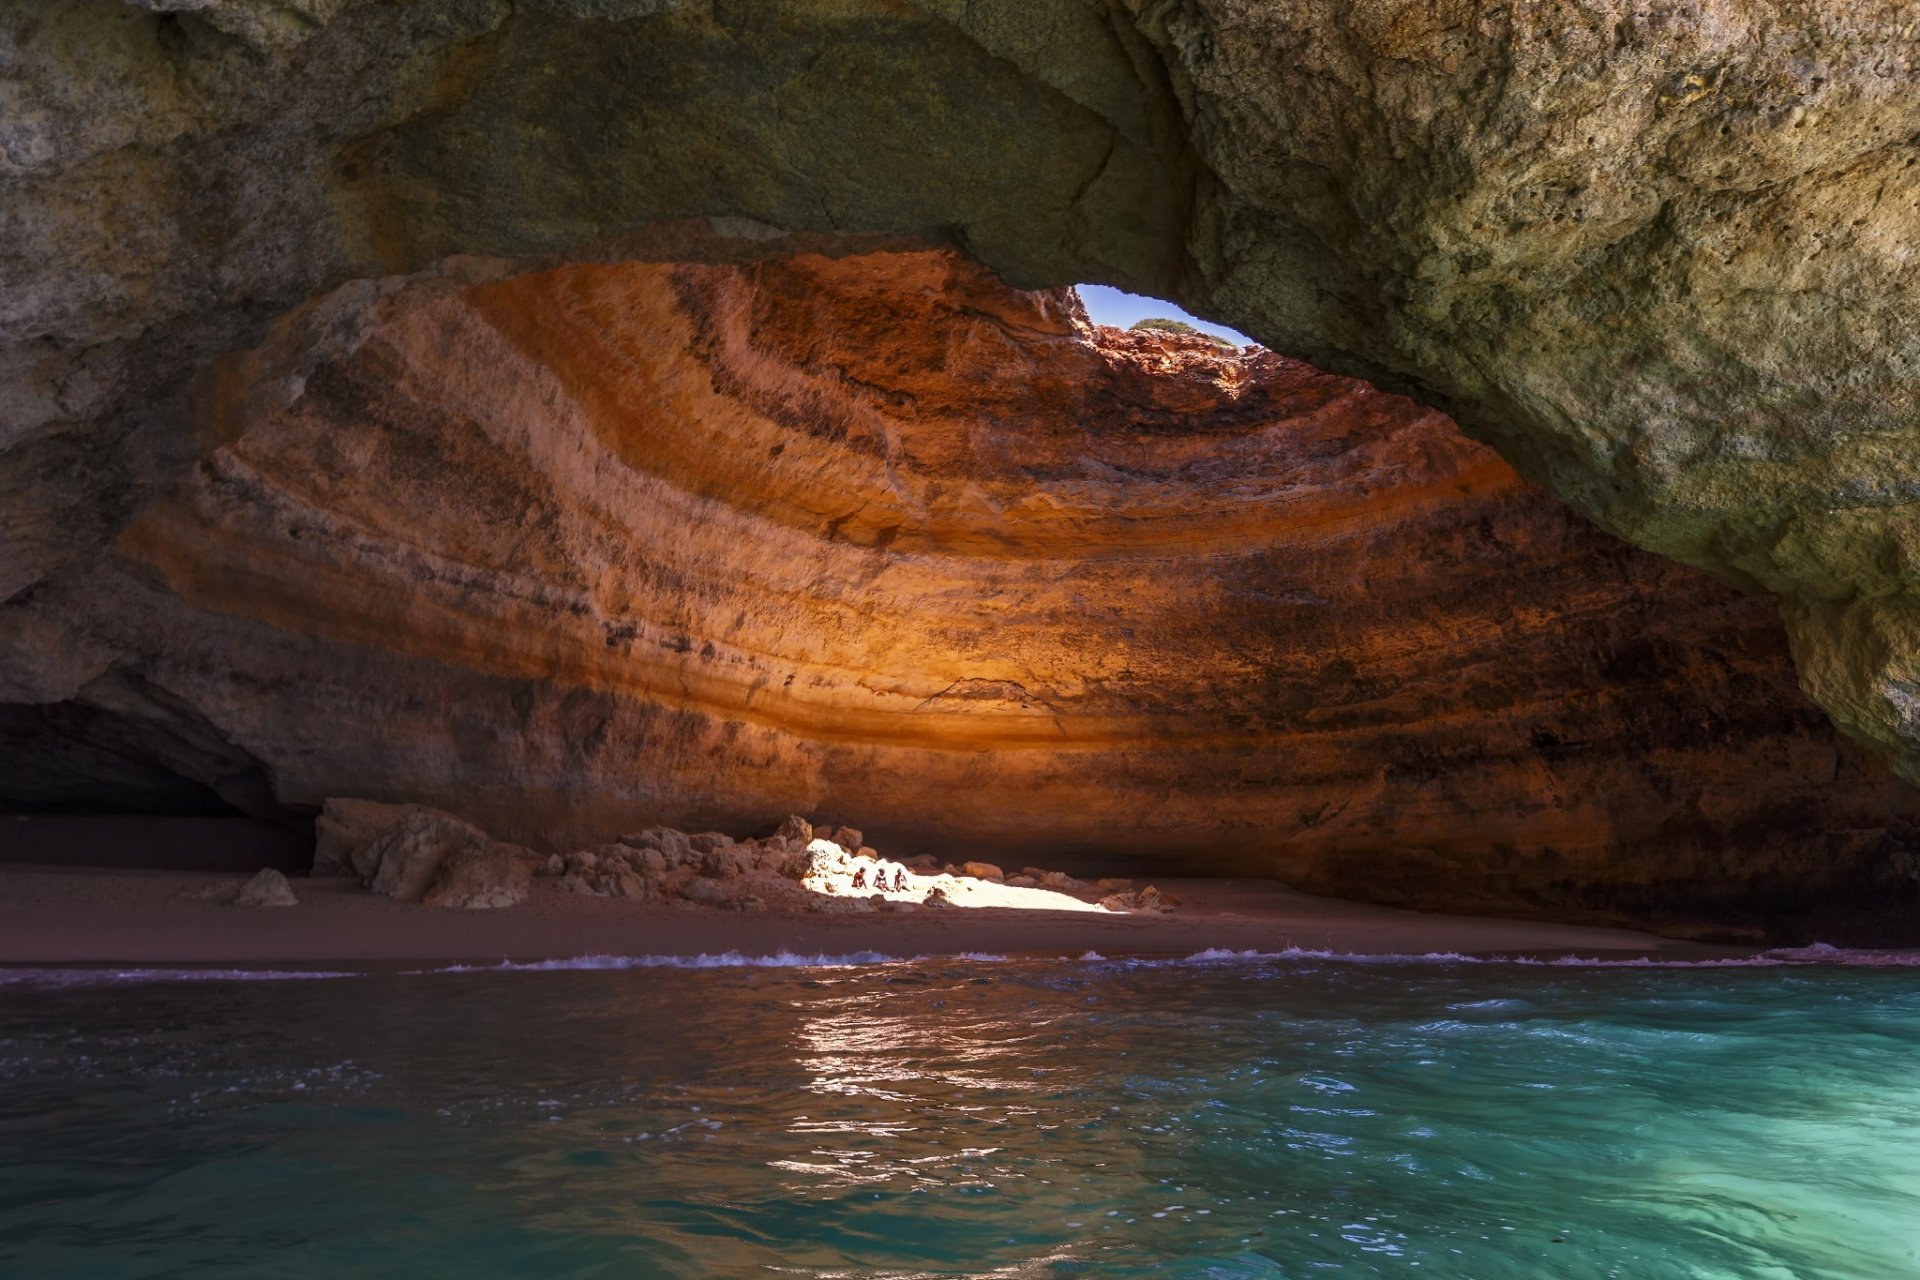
[0,864,1741,967]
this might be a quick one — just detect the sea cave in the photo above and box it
[5,3,1920,1276]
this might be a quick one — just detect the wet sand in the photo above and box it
[0,865,1740,966]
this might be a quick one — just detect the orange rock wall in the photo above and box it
[18,249,1920,941]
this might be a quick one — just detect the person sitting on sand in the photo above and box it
[850,866,867,891]
[892,867,908,892]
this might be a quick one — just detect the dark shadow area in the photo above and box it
[0,814,313,874]
[0,676,314,872]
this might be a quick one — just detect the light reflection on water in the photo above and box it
[1,956,1918,1278]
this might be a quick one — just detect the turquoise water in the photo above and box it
[3,950,1919,1278]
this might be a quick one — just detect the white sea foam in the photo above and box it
[0,967,359,987]
[414,950,912,974]
[1155,945,1920,969]
[10,941,1918,987]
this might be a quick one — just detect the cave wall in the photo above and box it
[9,2,1920,786]
[8,243,1915,940]
[8,2,1920,938]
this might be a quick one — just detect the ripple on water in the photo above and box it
[0,958,1918,1278]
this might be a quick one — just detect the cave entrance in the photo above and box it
[0,686,313,874]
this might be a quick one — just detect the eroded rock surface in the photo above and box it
[326,800,537,907]
[7,2,1920,785]
[3,243,1915,939]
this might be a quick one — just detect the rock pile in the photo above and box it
[314,800,1172,915]
[536,825,816,913]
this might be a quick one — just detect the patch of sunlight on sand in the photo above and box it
[799,839,1110,913]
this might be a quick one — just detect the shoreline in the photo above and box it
[0,864,1755,968]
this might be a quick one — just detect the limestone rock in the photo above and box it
[2,199,1919,940]
[421,845,532,910]
[961,862,1005,882]
[623,827,692,863]
[361,811,501,904]
[678,877,733,908]
[235,867,296,908]
[10,2,1920,945]
[920,886,952,910]
[775,815,813,845]
[311,798,423,878]
[701,844,753,879]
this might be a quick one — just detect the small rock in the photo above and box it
[922,885,953,909]
[836,826,864,852]
[904,854,939,871]
[810,894,877,914]
[564,850,600,877]
[610,870,653,901]
[555,873,597,896]
[702,845,754,878]
[679,877,733,907]
[688,832,730,855]
[961,861,1004,881]
[1094,877,1134,893]
[235,867,297,907]
[855,845,880,861]
[1135,885,1171,913]
[1039,871,1083,892]
[1006,874,1038,888]
[776,814,813,844]
[623,826,692,861]
[1099,892,1136,912]
[538,854,565,877]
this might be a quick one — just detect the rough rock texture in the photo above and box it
[8,2,1920,788]
[340,804,535,906]
[421,843,531,909]
[3,242,1916,939]
[234,866,296,907]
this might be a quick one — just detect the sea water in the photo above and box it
[2,950,1918,1279]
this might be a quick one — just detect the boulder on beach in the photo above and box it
[312,797,434,877]
[352,809,531,905]
[961,861,1004,881]
[235,867,297,908]
[422,844,533,909]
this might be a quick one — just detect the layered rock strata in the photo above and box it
[9,3,1920,785]
[4,245,1915,940]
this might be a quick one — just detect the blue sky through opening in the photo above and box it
[1075,284,1255,347]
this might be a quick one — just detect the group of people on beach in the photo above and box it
[849,864,910,893]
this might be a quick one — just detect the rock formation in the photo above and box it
[3,236,1915,940]
[9,2,1920,788]
[10,4,1920,937]
[234,866,297,908]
